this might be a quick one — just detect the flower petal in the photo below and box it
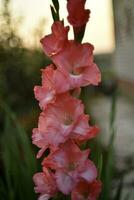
[55,169,75,194]
[33,168,58,198]
[78,160,97,182]
[34,86,55,110]
[71,180,102,200]
[40,21,69,56]
[52,41,94,72]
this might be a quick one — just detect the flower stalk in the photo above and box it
[32,0,102,199]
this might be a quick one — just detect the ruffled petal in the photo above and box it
[71,115,99,141]
[52,41,94,72]
[41,66,70,93]
[40,21,69,56]
[34,86,55,110]
[55,169,75,194]
[33,168,58,198]
[77,160,97,182]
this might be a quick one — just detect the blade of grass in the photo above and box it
[52,0,59,12]
[101,90,118,200]
[50,5,59,21]
[0,100,37,171]
[114,176,124,200]
[98,154,103,180]
[0,100,38,200]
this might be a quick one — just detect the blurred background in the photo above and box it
[0,0,134,199]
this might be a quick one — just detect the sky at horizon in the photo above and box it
[8,0,115,54]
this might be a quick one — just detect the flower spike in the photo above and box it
[32,0,102,199]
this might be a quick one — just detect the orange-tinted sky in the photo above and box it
[10,0,115,54]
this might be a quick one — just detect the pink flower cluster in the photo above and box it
[32,1,102,199]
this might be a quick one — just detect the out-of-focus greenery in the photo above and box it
[0,101,38,200]
[0,0,50,132]
[0,0,46,198]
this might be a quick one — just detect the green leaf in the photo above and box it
[114,177,124,200]
[52,0,59,12]
[0,100,38,200]
[100,90,118,200]
[97,154,103,180]
[50,5,59,21]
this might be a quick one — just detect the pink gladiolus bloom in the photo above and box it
[71,114,99,142]
[32,93,84,157]
[67,0,90,28]
[53,41,94,70]
[34,63,100,110]
[34,85,56,110]
[43,140,97,194]
[35,63,101,110]
[40,21,69,57]
[41,65,69,93]
[32,93,98,158]
[32,93,83,157]
[33,167,58,200]
[71,180,102,200]
[34,65,70,109]
[52,41,101,88]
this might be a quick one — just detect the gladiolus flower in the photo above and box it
[43,140,97,194]
[32,93,99,158]
[71,115,99,142]
[32,93,84,157]
[40,21,69,57]
[71,180,102,200]
[34,85,56,110]
[34,65,70,109]
[33,167,58,200]
[52,41,101,88]
[34,62,101,110]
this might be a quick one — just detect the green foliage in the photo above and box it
[97,154,103,180]
[101,90,117,199]
[0,0,50,130]
[50,0,60,21]
[52,0,59,12]
[114,177,124,200]
[50,5,59,21]
[0,101,38,200]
